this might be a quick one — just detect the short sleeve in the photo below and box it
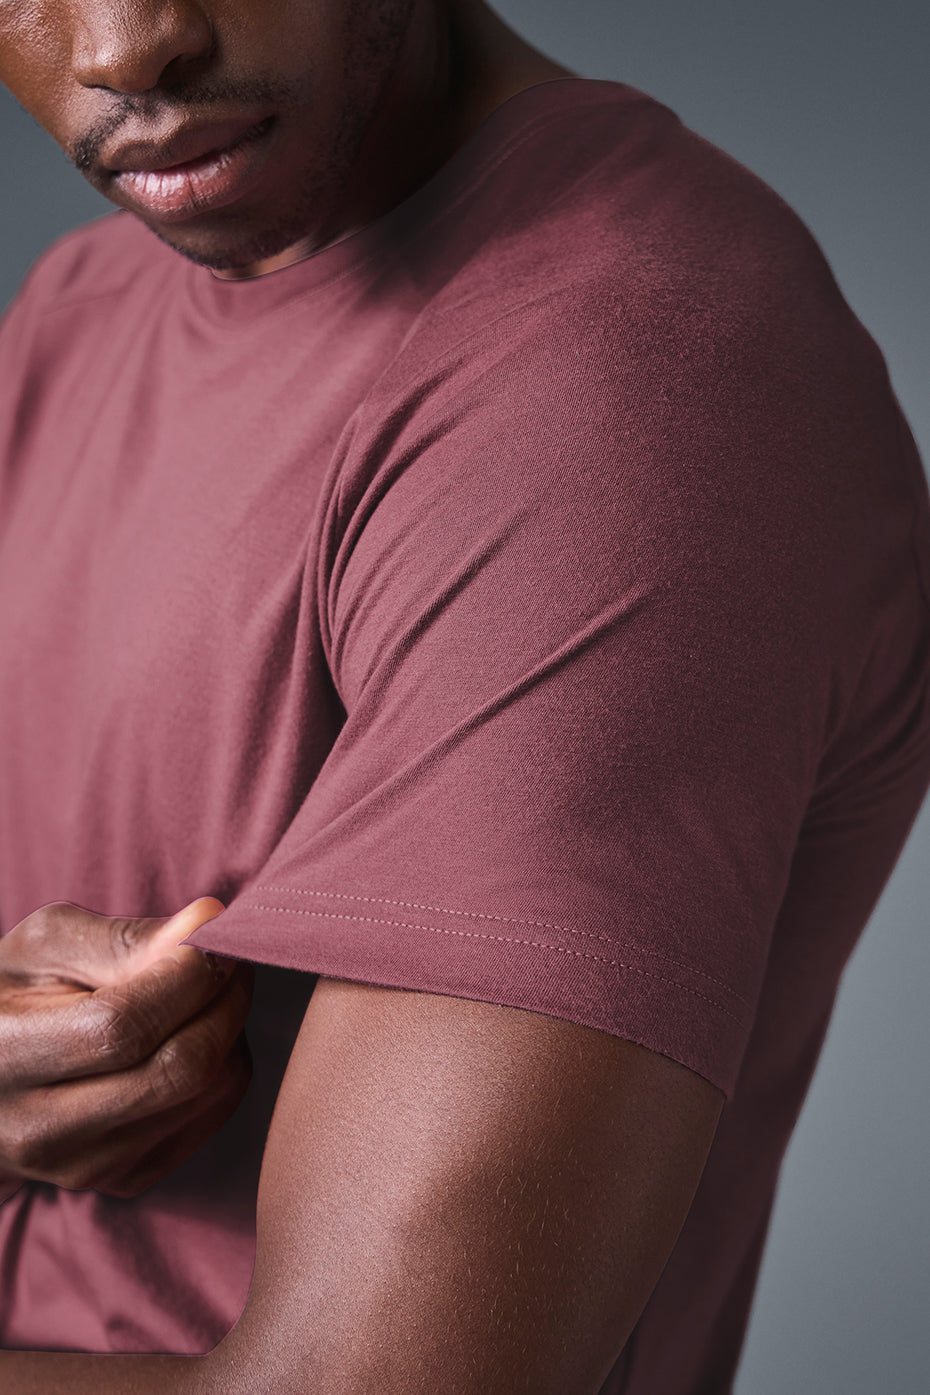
[185,279,837,1099]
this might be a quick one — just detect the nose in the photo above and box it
[73,1,214,93]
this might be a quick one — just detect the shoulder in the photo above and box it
[8,210,177,321]
[342,88,905,655]
[394,78,885,403]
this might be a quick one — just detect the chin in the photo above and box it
[137,205,323,273]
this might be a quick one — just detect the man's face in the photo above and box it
[0,0,435,272]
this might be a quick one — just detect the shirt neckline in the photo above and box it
[187,77,642,325]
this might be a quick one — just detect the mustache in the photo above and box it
[70,77,303,172]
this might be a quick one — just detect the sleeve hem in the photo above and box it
[183,884,752,1100]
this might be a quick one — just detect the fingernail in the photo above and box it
[162,897,226,940]
[177,897,226,923]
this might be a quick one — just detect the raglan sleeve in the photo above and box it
[184,280,836,1100]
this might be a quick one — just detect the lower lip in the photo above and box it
[113,119,276,222]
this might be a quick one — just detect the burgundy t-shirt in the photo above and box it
[1,77,929,1391]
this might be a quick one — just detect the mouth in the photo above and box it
[110,116,277,223]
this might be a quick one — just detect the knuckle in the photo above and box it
[8,901,74,947]
[81,999,143,1067]
[9,1121,103,1192]
[4,1112,56,1175]
[110,916,145,958]
[149,1038,202,1105]
[83,988,167,1068]
[27,901,72,931]
[107,913,165,961]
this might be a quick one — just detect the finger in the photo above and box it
[112,898,228,980]
[19,1036,253,1196]
[20,969,254,1154]
[93,1039,254,1198]
[0,954,253,1088]
[86,946,251,1074]
[0,897,226,992]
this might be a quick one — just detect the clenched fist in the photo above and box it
[0,897,254,1201]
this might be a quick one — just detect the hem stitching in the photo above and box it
[241,899,748,1026]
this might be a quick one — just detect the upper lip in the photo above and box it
[104,114,271,175]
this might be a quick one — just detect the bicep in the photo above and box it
[214,975,724,1395]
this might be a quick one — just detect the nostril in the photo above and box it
[161,28,219,90]
[73,5,215,94]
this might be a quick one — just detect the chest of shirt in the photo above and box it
[0,296,408,918]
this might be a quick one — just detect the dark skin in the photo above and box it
[0,0,576,276]
[0,2,726,1389]
[0,898,254,1204]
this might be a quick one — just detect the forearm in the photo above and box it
[0,1349,212,1394]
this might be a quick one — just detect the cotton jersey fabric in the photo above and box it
[1,77,929,1391]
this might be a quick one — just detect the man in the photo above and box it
[0,1,928,1391]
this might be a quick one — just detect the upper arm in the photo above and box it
[213,976,724,1395]
[182,276,831,1389]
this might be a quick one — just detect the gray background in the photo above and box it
[1,2,928,1390]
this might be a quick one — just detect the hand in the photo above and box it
[0,898,254,1201]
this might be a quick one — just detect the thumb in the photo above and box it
[132,897,227,972]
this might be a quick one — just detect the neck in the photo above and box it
[211,1,576,281]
